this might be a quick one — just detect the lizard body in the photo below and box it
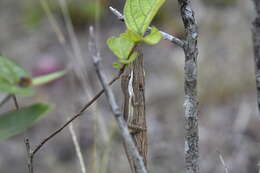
[121,47,147,172]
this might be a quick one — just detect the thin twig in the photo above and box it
[178,0,199,173]
[32,0,125,157]
[0,94,12,108]
[109,6,185,48]
[217,150,229,173]
[11,95,19,110]
[25,138,33,173]
[69,123,87,173]
[89,26,147,173]
[32,67,124,155]
[42,2,111,172]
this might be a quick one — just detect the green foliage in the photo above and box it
[0,103,51,140]
[124,0,165,35]
[107,0,165,67]
[32,70,66,86]
[0,56,66,95]
[142,27,162,45]
[107,35,135,60]
[121,29,143,43]
[0,56,67,140]
[0,56,33,95]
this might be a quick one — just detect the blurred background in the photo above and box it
[0,0,259,173]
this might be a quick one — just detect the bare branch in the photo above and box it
[89,26,148,173]
[178,0,199,173]
[32,69,124,155]
[31,0,127,157]
[25,138,34,173]
[109,6,185,48]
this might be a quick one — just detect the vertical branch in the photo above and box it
[89,26,147,173]
[178,0,199,173]
[25,138,34,173]
[121,47,147,173]
[252,0,260,115]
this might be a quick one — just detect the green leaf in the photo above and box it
[121,29,143,43]
[143,27,163,45]
[32,70,67,86]
[0,103,51,140]
[119,51,138,64]
[0,56,33,95]
[107,35,135,60]
[112,61,122,69]
[0,80,32,95]
[124,0,165,35]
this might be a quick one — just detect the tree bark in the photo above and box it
[178,0,199,173]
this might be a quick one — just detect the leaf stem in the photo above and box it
[11,95,19,110]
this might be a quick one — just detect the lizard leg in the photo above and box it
[128,123,146,134]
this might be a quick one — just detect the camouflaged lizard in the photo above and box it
[121,47,147,173]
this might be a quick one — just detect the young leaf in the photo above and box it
[124,0,165,35]
[143,27,163,45]
[0,56,33,95]
[32,70,67,86]
[112,61,123,69]
[121,29,143,43]
[119,51,138,64]
[0,103,51,140]
[107,35,135,60]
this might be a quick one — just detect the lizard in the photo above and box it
[121,46,147,173]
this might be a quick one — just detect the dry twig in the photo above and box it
[89,26,147,173]
[25,138,33,173]
[178,0,199,173]
[32,68,124,155]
